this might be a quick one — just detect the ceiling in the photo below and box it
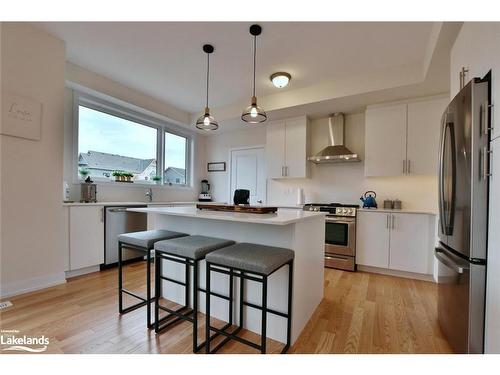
[36,22,438,116]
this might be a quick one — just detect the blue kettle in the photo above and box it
[360,191,377,209]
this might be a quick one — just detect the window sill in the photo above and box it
[74,179,194,191]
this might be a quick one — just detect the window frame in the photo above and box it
[73,91,193,188]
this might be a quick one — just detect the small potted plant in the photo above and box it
[79,168,90,180]
[152,175,162,184]
[112,170,123,182]
[124,172,134,182]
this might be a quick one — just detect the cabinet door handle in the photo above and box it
[391,215,395,229]
[100,208,104,223]
[281,166,284,177]
[285,166,289,176]
[402,160,406,175]
[407,159,411,175]
[386,214,390,229]
[482,147,493,180]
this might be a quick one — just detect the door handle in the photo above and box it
[482,147,493,180]
[402,159,406,175]
[386,214,390,229]
[407,159,411,175]
[281,166,285,177]
[107,208,129,213]
[257,200,263,204]
[391,215,395,229]
[435,247,468,274]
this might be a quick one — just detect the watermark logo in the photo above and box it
[1,330,49,353]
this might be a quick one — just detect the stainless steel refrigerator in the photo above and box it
[436,77,490,353]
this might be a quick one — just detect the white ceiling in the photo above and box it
[36,22,436,115]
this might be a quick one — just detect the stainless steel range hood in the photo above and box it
[308,113,361,164]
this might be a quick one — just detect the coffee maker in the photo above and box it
[198,179,212,202]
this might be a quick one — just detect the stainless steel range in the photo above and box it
[303,203,358,271]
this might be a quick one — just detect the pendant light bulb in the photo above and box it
[241,25,267,124]
[196,44,218,131]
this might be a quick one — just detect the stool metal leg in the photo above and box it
[229,268,234,325]
[192,260,198,352]
[239,272,244,328]
[146,247,152,329]
[205,263,211,354]
[118,242,123,313]
[154,251,161,333]
[285,261,294,352]
[261,276,268,354]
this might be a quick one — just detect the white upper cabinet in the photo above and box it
[407,98,448,175]
[365,104,407,177]
[365,96,447,177]
[266,116,309,179]
[266,120,286,179]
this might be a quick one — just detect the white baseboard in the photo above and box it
[0,272,66,298]
[357,265,435,282]
[65,265,100,279]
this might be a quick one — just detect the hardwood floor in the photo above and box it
[0,262,452,354]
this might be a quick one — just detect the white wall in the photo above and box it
[451,22,500,354]
[0,23,67,297]
[63,64,206,203]
[204,113,438,212]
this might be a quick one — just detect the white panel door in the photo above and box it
[356,211,390,268]
[265,120,286,178]
[230,147,266,205]
[365,104,407,177]
[69,206,104,270]
[407,98,448,175]
[486,137,500,353]
[389,213,432,274]
[284,116,308,178]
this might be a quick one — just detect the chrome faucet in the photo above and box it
[145,188,153,202]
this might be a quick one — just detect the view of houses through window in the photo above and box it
[78,104,188,185]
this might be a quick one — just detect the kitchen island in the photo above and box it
[128,206,325,345]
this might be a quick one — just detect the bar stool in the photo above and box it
[153,235,235,352]
[204,243,294,354]
[117,229,188,328]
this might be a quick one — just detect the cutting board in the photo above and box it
[196,204,278,214]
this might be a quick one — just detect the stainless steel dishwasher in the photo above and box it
[104,206,147,267]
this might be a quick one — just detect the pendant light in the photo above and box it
[196,44,218,131]
[241,24,267,124]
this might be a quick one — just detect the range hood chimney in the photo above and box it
[308,113,361,164]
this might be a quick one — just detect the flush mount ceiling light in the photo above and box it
[241,24,267,124]
[195,44,218,131]
[270,72,291,88]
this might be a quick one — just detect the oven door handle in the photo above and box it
[325,218,355,225]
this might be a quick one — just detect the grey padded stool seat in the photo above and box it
[117,229,188,328]
[204,243,294,354]
[153,235,235,353]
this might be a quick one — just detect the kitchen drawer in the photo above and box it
[325,255,355,271]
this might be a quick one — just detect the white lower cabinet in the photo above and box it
[69,206,104,270]
[356,211,434,275]
[356,211,390,268]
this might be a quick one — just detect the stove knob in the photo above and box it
[342,208,348,215]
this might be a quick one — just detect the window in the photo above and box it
[164,132,187,186]
[75,94,191,187]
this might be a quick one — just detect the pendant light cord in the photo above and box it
[253,35,257,97]
[206,52,210,109]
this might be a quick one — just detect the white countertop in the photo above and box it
[127,205,326,225]
[62,201,225,207]
[358,207,437,215]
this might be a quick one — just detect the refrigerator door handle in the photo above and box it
[435,247,469,274]
[438,113,447,235]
